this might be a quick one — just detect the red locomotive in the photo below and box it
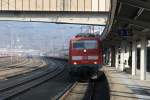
[69,33,103,79]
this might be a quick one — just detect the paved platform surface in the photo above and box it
[104,66,150,100]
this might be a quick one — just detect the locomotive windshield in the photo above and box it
[73,40,97,49]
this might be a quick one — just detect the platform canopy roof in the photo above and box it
[102,0,150,46]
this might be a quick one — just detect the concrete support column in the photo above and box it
[140,37,147,80]
[111,47,116,67]
[115,48,119,70]
[109,49,112,66]
[120,45,125,71]
[132,41,137,76]
[106,49,109,65]
[103,54,106,65]
[125,46,130,68]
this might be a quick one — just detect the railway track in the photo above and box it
[0,57,27,67]
[10,58,73,100]
[0,57,47,80]
[58,81,88,100]
[0,57,109,100]
[0,58,65,100]
[59,73,110,100]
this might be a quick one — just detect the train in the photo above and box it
[68,33,103,80]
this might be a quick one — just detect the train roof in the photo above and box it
[70,33,101,41]
[71,36,101,41]
[75,33,99,37]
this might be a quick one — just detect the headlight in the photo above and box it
[94,61,98,64]
[72,56,82,60]
[88,56,98,60]
[73,62,77,65]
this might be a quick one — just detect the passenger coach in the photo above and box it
[69,34,103,79]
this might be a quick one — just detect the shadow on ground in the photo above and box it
[83,73,110,100]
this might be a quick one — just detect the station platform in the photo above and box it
[103,66,150,100]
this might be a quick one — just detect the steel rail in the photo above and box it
[58,75,109,100]
[0,57,48,80]
[0,57,27,67]
[0,60,64,100]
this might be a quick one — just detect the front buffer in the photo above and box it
[69,64,102,80]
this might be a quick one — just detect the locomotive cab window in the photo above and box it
[73,40,97,49]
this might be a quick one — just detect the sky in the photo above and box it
[0,21,104,54]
